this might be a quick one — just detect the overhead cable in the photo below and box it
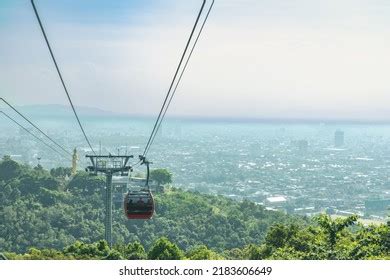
[144,0,215,156]
[0,110,69,159]
[31,0,96,155]
[142,0,207,157]
[0,97,72,157]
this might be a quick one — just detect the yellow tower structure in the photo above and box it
[72,148,78,176]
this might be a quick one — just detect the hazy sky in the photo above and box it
[1,0,390,121]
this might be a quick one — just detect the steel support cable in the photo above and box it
[142,0,207,157]
[144,0,214,156]
[0,111,70,159]
[0,98,72,157]
[31,0,96,155]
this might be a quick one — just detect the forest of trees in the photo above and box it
[0,156,389,260]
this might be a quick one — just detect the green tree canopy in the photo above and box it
[123,241,147,260]
[148,237,185,260]
[50,167,72,178]
[150,169,172,186]
[186,245,224,260]
[67,172,105,195]
[0,156,22,182]
[314,214,357,258]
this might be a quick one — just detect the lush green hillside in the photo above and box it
[0,156,389,260]
[0,156,296,252]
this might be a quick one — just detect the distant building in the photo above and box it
[266,196,287,203]
[174,125,182,137]
[365,199,390,214]
[113,192,125,205]
[156,124,163,139]
[325,207,336,215]
[297,140,308,152]
[18,127,29,138]
[265,196,287,210]
[10,154,22,161]
[291,140,308,152]
[334,130,344,147]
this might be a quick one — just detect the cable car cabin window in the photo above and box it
[124,191,154,220]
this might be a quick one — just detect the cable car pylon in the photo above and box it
[85,154,134,247]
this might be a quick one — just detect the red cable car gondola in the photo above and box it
[124,190,154,219]
[124,156,155,219]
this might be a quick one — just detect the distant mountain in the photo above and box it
[10,104,126,118]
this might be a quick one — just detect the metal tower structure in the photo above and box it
[86,154,133,247]
[72,148,78,176]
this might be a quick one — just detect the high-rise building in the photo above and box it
[297,139,308,152]
[334,130,344,147]
[292,139,308,152]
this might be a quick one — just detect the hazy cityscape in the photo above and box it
[1,105,389,221]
